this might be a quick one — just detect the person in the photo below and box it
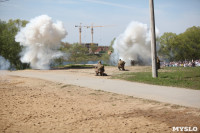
[95,61,105,76]
[131,60,135,66]
[118,59,125,71]
[157,57,160,70]
[192,60,195,67]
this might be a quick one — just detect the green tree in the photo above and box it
[158,26,200,61]
[53,42,72,66]
[179,26,200,60]
[67,43,89,63]
[0,19,28,69]
[101,38,115,64]
[158,32,177,61]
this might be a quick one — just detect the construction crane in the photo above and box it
[85,24,104,45]
[75,23,113,45]
[75,23,103,45]
[75,23,84,45]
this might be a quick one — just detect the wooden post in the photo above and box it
[149,0,158,78]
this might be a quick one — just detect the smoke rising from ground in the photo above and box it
[15,15,67,69]
[0,56,10,70]
[110,21,159,66]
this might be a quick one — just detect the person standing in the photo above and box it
[157,57,160,69]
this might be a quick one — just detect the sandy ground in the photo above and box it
[1,67,200,133]
[52,66,152,78]
[5,66,200,108]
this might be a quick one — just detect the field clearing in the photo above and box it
[112,67,200,90]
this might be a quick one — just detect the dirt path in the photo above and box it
[0,75,200,133]
[3,67,200,108]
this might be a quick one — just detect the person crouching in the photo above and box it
[118,59,125,71]
[95,61,105,76]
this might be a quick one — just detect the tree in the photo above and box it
[158,26,200,61]
[100,38,115,64]
[109,37,115,52]
[0,19,28,69]
[158,32,177,61]
[67,43,89,63]
[52,42,72,66]
[179,26,200,60]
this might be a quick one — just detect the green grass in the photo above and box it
[66,64,94,68]
[112,67,200,90]
[54,64,95,69]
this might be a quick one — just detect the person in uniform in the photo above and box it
[95,61,105,76]
[118,59,125,71]
[157,57,160,69]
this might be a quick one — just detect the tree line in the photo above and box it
[0,19,199,69]
[158,26,200,61]
[55,41,113,66]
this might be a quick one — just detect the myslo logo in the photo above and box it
[172,127,198,132]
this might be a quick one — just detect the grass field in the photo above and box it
[112,67,200,90]
[53,64,95,69]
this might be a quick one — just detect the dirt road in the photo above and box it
[3,67,200,108]
[1,68,200,133]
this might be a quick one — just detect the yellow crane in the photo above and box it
[75,23,85,45]
[85,24,104,45]
[75,23,113,45]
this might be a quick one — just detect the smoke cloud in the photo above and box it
[15,15,67,69]
[0,56,10,70]
[110,21,159,66]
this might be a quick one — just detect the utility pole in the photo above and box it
[75,23,82,45]
[149,0,158,78]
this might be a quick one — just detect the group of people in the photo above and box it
[94,58,199,76]
[162,59,200,67]
[95,59,126,76]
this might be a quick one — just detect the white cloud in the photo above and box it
[82,0,133,9]
[56,0,81,4]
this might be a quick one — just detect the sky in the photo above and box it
[0,0,200,46]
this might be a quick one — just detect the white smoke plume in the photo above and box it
[15,15,67,69]
[0,56,10,70]
[110,21,159,66]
